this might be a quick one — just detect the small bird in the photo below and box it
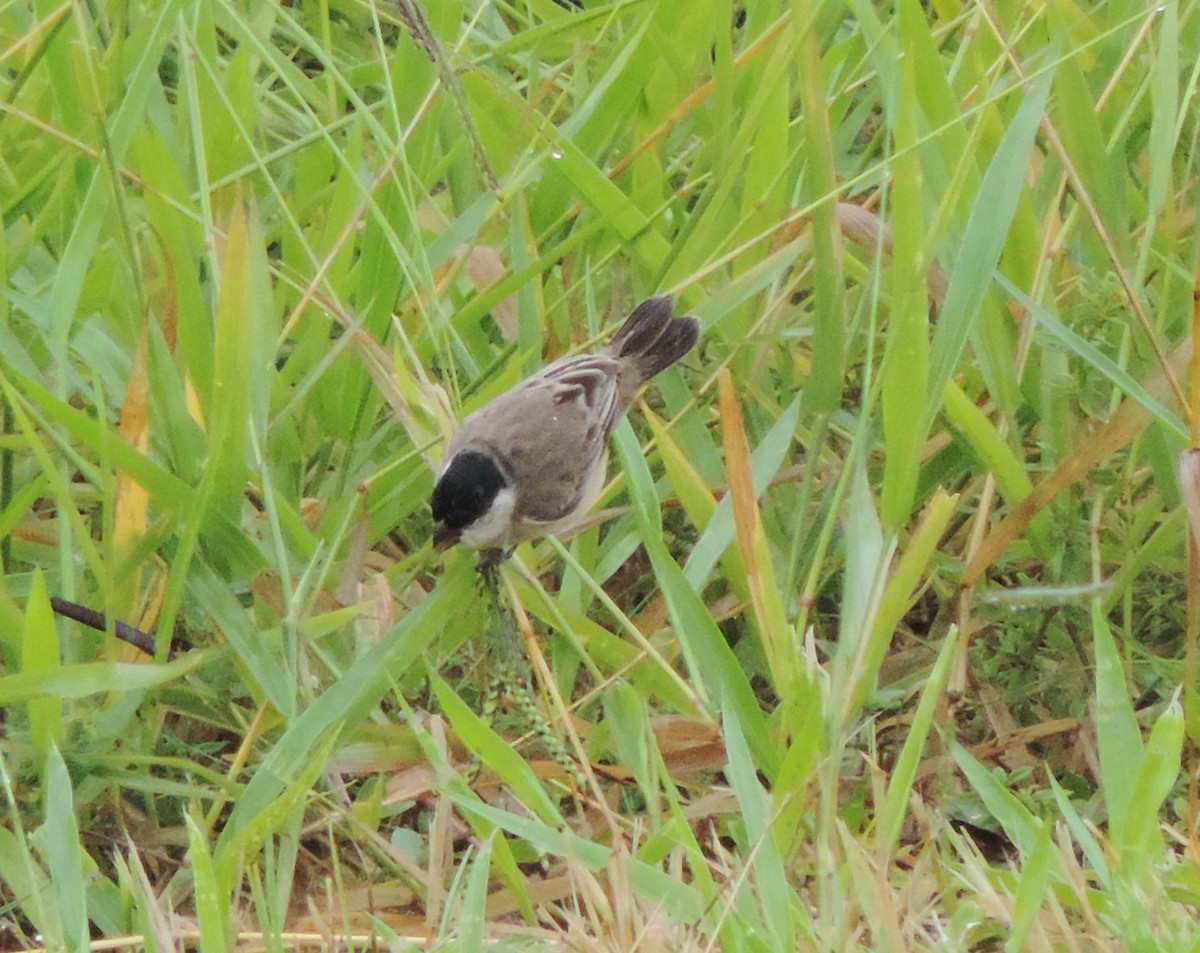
[431,296,699,562]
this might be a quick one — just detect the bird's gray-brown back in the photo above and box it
[446,355,620,522]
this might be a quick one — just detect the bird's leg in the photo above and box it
[474,547,510,574]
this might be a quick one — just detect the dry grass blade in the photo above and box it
[718,367,790,691]
[963,338,1192,586]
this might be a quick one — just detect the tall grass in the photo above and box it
[2,0,1199,948]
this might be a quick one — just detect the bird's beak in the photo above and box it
[433,521,459,552]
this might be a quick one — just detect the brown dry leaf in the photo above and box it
[359,571,398,644]
[249,570,345,618]
[652,714,721,746]
[654,714,727,776]
[146,224,179,351]
[383,763,440,804]
[419,199,519,340]
[183,374,206,430]
[973,716,1081,764]
[492,873,578,916]
[330,724,430,777]
[915,716,1083,783]
[652,714,724,759]
[461,244,519,340]
[629,590,669,636]
[971,679,1040,770]
[135,569,166,636]
[416,199,449,234]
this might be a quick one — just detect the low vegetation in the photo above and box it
[1,0,1198,949]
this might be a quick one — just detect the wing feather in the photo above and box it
[446,354,621,524]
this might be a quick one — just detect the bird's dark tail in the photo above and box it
[607,296,700,383]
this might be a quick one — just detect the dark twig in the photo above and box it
[49,597,167,659]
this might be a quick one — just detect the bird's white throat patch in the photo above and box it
[459,486,517,550]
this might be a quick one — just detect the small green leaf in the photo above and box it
[926,69,1053,426]
[22,570,62,769]
[41,745,89,953]
[187,813,229,953]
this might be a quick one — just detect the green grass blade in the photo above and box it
[877,623,959,855]
[1005,823,1056,953]
[457,835,492,952]
[1090,599,1144,845]
[951,740,1049,860]
[429,670,564,826]
[613,423,778,778]
[796,14,844,413]
[40,744,89,952]
[926,69,1053,427]
[723,704,795,951]
[216,573,463,862]
[186,812,229,953]
[854,489,956,719]
[1116,695,1183,868]
[880,32,928,527]
[0,653,210,705]
[22,569,61,769]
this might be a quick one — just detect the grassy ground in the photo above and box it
[2,0,1200,949]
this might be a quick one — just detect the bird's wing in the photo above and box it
[447,355,621,523]
[539,355,622,433]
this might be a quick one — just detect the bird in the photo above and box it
[431,295,699,564]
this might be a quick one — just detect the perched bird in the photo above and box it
[431,296,699,562]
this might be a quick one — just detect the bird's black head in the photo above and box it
[431,451,508,550]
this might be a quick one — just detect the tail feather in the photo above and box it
[608,296,674,359]
[633,317,699,380]
[607,295,700,382]
[605,296,699,410]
